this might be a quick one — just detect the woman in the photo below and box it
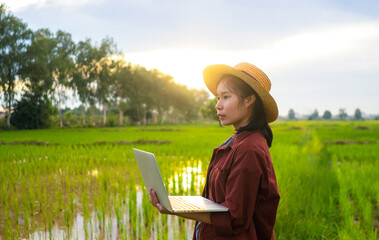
[149,62,280,239]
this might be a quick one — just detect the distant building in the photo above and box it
[0,112,5,119]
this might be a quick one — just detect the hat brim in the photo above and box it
[203,64,278,123]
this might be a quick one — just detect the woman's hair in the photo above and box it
[220,75,273,147]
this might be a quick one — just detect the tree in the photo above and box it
[150,70,176,123]
[354,108,362,120]
[170,83,195,123]
[91,37,118,126]
[72,38,97,125]
[308,109,319,120]
[200,98,218,122]
[111,59,132,125]
[21,28,68,128]
[10,92,55,129]
[97,57,113,125]
[0,4,32,127]
[190,88,209,119]
[24,29,76,127]
[338,108,348,120]
[52,30,76,127]
[24,29,54,96]
[126,65,155,124]
[322,110,332,120]
[288,109,295,120]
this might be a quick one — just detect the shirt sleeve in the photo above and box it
[210,147,264,236]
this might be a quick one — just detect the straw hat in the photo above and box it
[203,62,278,123]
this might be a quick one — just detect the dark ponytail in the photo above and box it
[236,95,273,148]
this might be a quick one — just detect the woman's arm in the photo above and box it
[148,188,211,224]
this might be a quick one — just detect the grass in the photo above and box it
[0,121,378,239]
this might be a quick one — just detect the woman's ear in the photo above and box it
[245,94,256,108]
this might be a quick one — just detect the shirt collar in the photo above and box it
[216,131,253,150]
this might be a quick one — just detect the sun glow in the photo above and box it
[124,20,379,90]
[125,49,234,90]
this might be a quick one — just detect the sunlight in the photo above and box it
[125,49,235,90]
[125,20,379,90]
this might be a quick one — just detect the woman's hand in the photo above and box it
[148,188,171,214]
[148,188,211,224]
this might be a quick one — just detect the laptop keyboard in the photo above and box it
[168,196,205,211]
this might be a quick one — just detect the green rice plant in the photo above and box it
[28,185,36,216]
[160,214,168,240]
[22,195,30,233]
[4,216,15,239]
[64,208,71,229]
[273,127,339,239]
[328,136,378,237]
[81,191,90,220]
[114,198,123,228]
[130,187,139,239]
[0,122,378,239]
[48,215,53,240]
[69,193,76,214]
[11,193,20,225]
[0,180,7,206]
[41,186,48,230]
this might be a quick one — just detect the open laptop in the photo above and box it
[133,148,229,213]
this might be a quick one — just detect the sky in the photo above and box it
[2,0,379,117]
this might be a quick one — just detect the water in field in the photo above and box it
[1,151,204,239]
[27,190,194,240]
[1,123,378,239]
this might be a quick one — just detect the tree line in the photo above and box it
[0,4,210,129]
[287,108,371,121]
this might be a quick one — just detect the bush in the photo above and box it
[11,93,55,129]
[106,113,118,127]
[0,116,8,130]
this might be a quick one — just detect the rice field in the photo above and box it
[0,121,378,239]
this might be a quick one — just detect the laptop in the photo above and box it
[133,148,229,213]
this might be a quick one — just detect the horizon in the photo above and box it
[0,104,375,119]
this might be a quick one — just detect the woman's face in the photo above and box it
[215,79,255,130]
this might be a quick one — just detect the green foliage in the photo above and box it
[10,92,55,129]
[354,108,362,120]
[0,116,8,129]
[308,109,319,120]
[24,28,56,96]
[0,4,32,127]
[105,113,118,127]
[200,97,218,121]
[322,110,332,119]
[1,4,211,128]
[62,110,73,126]
[339,108,348,120]
[288,108,295,120]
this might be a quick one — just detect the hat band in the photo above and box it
[240,70,257,82]
[240,70,270,92]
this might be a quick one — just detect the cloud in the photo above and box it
[124,19,379,115]
[267,21,379,67]
[3,0,104,12]
[126,20,379,84]
[266,21,379,115]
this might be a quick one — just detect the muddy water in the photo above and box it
[1,161,203,239]
[26,186,195,239]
